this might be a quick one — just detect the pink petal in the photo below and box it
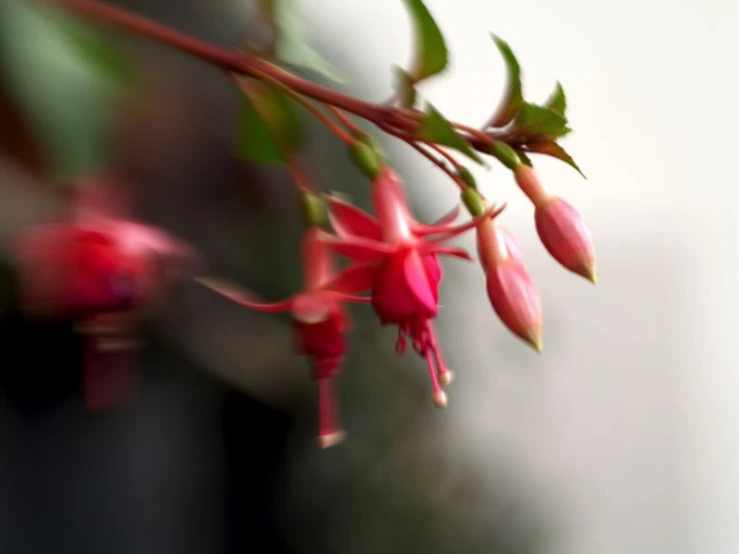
[326,195,382,240]
[320,233,394,262]
[329,292,372,303]
[196,277,293,312]
[421,244,474,261]
[411,204,462,235]
[321,261,382,294]
[428,203,507,243]
[403,250,437,316]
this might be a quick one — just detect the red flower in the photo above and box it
[14,178,197,410]
[321,168,504,406]
[198,227,370,448]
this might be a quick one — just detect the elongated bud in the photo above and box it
[513,164,550,207]
[486,260,543,352]
[461,187,486,216]
[535,196,596,283]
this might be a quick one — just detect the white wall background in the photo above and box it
[301,1,739,553]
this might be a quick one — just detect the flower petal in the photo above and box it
[325,195,382,240]
[403,250,437,316]
[195,277,293,312]
[421,244,474,261]
[428,203,507,243]
[319,233,394,262]
[411,204,462,235]
[321,261,382,294]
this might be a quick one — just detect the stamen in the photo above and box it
[426,322,454,386]
[315,371,346,449]
[424,348,447,409]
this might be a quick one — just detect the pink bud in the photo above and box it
[486,260,543,352]
[535,196,596,283]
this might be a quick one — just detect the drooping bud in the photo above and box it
[535,196,596,283]
[476,217,542,351]
[490,142,521,170]
[486,261,543,352]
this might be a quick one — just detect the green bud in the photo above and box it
[457,166,477,189]
[461,187,486,217]
[299,191,328,227]
[490,142,521,170]
[349,140,382,179]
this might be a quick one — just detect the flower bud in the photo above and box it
[486,260,543,352]
[349,140,382,179]
[535,196,596,283]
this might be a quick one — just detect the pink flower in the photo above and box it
[476,218,542,351]
[321,168,504,406]
[535,196,596,283]
[198,227,370,448]
[14,177,197,410]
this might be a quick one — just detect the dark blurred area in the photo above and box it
[0,1,553,553]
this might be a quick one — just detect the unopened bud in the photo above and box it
[486,260,543,352]
[535,196,596,283]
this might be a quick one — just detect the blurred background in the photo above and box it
[0,0,737,553]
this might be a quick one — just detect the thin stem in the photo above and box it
[326,106,364,138]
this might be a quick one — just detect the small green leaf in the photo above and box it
[236,82,302,163]
[415,104,484,165]
[262,0,346,84]
[525,141,585,178]
[402,0,449,82]
[0,0,133,182]
[544,82,567,116]
[394,66,417,108]
[489,35,523,128]
[513,103,568,137]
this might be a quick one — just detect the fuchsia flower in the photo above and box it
[14,177,196,409]
[476,217,542,351]
[321,167,504,407]
[198,227,371,448]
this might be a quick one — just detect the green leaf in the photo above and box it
[544,82,567,116]
[261,0,346,84]
[0,0,133,182]
[402,0,449,82]
[525,141,585,178]
[489,35,523,127]
[415,104,484,164]
[236,82,302,163]
[393,66,417,108]
[513,103,568,137]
